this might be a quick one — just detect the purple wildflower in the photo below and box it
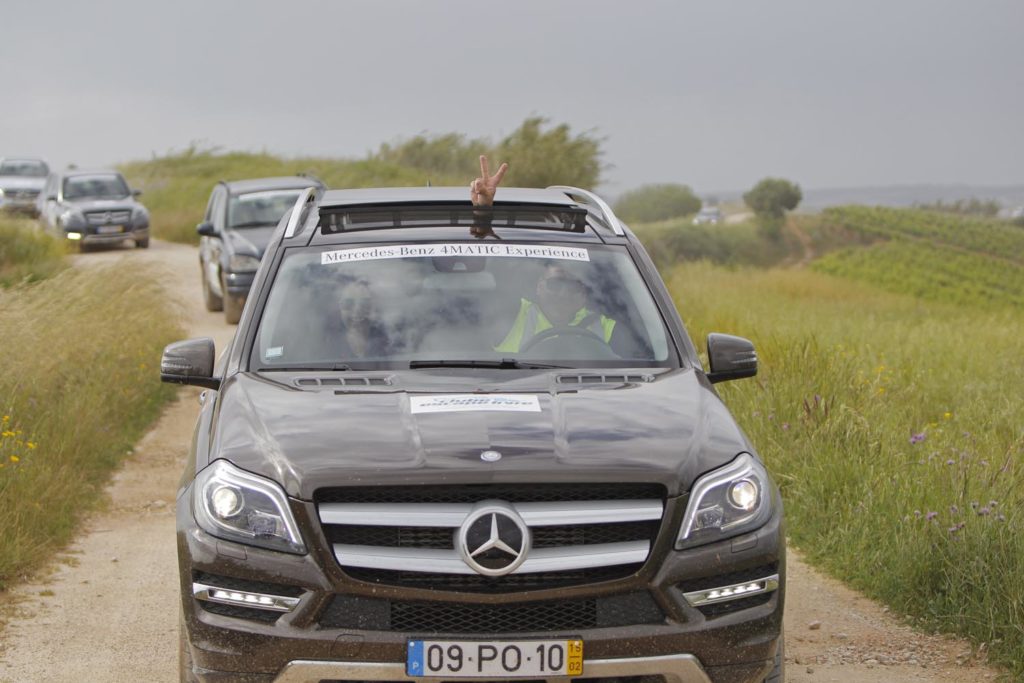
[988,500,998,508]
[949,505,959,514]
[978,507,991,516]
[781,422,790,431]
[946,459,955,465]
[948,522,965,534]
[970,501,979,510]
[910,432,926,445]
[913,510,921,518]
[925,511,938,521]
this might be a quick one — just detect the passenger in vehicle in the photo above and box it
[336,280,393,358]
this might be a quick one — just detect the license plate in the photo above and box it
[97,225,123,234]
[407,639,583,678]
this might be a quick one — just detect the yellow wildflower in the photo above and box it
[10,455,19,463]
[27,442,37,449]
[943,412,952,420]
[1,430,14,438]
[2,415,9,423]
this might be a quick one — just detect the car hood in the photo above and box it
[209,368,753,500]
[0,176,45,191]
[66,197,140,212]
[226,227,276,257]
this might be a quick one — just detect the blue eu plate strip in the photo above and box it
[407,640,424,676]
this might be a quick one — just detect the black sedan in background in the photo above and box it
[198,176,323,323]
[37,169,150,249]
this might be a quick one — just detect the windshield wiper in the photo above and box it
[409,359,570,370]
[230,221,276,229]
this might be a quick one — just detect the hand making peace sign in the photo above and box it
[470,155,509,206]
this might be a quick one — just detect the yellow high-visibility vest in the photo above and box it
[495,299,616,353]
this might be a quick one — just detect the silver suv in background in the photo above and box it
[37,168,150,250]
[0,157,50,217]
[692,205,723,225]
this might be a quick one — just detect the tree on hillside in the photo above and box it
[494,117,603,188]
[743,177,802,239]
[614,184,702,223]
[375,133,488,176]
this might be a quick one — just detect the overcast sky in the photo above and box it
[2,0,1022,195]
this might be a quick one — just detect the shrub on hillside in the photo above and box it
[744,177,802,240]
[614,184,702,223]
[493,117,603,188]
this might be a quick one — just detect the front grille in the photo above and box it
[317,484,665,593]
[317,483,665,505]
[319,592,663,633]
[85,210,131,225]
[321,678,664,683]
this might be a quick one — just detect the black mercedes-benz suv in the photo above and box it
[198,176,325,324]
[162,184,785,683]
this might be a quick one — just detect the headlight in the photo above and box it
[132,206,149,224]
[60,209,86,228]
[192,459,306,554]
[676,453,774,550]
[228,254,261,272]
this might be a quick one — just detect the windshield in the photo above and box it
[228,190,303,229]
[255,242,674,369]
[63,174,129,200]
[0,160,48,177]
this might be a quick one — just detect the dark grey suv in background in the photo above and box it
[198,176,325,324]
[163,186,784,683]
[0,157,50,216]
[37,168,150,249]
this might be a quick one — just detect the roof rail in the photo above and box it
[547,186,625,236]
[284,186,319,238]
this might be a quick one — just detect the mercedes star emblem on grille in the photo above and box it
[456,501,531,576]
[480,449,502,462]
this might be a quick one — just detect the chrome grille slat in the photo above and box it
[332,541,651,574]
[85,210,131,225]
[318,499,663,528]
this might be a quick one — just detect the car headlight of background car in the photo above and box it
[60,208,86,229]
[132,206,149,226]
[676,453,775,550]
[192,459,306,554]
[228,254,262,272]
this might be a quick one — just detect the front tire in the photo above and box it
[202,267,223,312]
[222,274,243,324]
[179,613,198,683]
[764,632,785,682]
[136,237,149,249]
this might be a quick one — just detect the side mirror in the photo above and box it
[706,333,757,384]
[131,188,144,197]
[196,222,217,237]
[160,338,220,390]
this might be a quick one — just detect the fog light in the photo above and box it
[682,574,780,607]
[67,232,82,240]
[728,479,758,511]
[211,486,243,519]
[192,582,300,612]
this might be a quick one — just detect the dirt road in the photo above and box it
[0,240,1002,682]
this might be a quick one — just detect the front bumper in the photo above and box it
[65,225,148,245]
[178,489,784,683]
[223,270,256,298]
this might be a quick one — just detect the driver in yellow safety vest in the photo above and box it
[495,265,616,353]
[469,155,616,353]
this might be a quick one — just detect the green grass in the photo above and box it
[668,261,1024,677]
[119,146,468,244]
[0,218,66,286]
[0,262,183,588]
